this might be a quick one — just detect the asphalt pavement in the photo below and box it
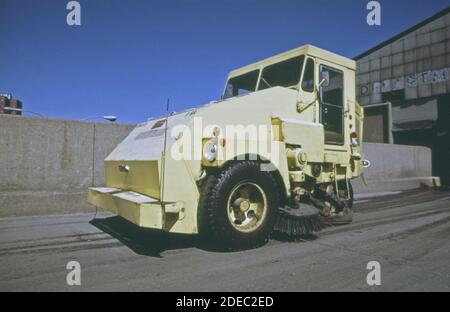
[0,188,449,291]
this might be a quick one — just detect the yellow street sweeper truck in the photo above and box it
[87,45,367,249]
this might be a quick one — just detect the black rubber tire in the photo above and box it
[198,161,279,250]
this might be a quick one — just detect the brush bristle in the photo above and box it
[274,207,326,238]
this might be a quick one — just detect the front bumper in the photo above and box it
[87,187,183,230]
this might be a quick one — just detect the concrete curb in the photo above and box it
[352,176,441,194]
[0,190,94,217]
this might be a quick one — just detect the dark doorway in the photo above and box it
[436,95,450,185]
[364,105,390,143]
[393,96,449,186]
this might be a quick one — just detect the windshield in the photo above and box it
[223,55,306,99]
[223,70,259,99]
[258,55,305,90]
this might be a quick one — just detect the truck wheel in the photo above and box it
[198,161,279,250]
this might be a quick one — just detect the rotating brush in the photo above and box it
[274,201,326,239]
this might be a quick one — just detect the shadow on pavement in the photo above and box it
[90,216,225,257]
[271,232,319,242]
[90,215,318,257]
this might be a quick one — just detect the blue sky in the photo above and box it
[1,0,449,124]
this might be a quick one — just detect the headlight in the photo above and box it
[203,139,218,162]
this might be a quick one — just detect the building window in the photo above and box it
[382,89,405,104]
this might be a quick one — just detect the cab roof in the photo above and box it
[228,45,356,78]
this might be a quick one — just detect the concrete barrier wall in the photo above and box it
[353,142,435,194]
[0,115,435,217]
[0,115,134,216]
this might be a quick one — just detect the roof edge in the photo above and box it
[228,44,355,77]
[354,6,450,60]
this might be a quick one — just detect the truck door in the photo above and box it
[319,65,345,146]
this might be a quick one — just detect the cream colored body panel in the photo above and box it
[278,118,325,162]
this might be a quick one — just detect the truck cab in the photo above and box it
[223,45,364,179]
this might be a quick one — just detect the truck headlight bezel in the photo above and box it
[203,138,218,162]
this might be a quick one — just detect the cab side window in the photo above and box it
[301,58,315,92]
[320,65,344,145]
[224,70,260,99]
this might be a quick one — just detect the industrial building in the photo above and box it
[0,94,22,116]
[355,7,450,185]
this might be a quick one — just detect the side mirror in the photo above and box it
[318,71,330,88]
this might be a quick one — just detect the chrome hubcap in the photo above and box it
[227,182,268,233]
